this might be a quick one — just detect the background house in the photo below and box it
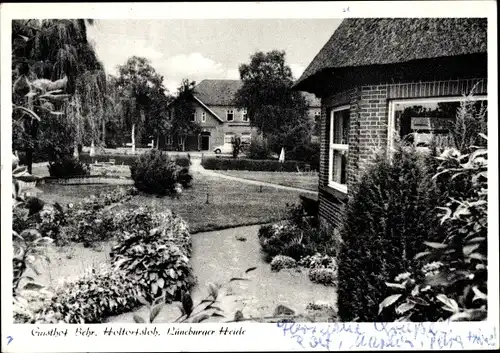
[293,18,488,230]
[167,79,321,151]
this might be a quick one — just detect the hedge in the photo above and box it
[79,153,191,168]
[201,157,317,172]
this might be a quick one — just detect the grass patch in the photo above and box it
[114,171,305,233]
[216,170,318,191]
[37,184,123,205]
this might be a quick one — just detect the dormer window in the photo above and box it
[242,109,248,122]
[226,110,234,121]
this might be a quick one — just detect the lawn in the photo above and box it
[37,183,123,206]
[216,170,318,192]
[113,170,306,233]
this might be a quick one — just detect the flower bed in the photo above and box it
[15,207,194,324]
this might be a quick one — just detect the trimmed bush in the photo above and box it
[48,157,90,178]
[337,145,443,322]
[270,255,297,272]
[309,268,336,286]
[202,157,316,172]
[79,153,191,168]
[130,149,192,195]
[298,253,337,271]
[287,142,320,171]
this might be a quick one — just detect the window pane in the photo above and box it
[333,109,350,144]
[395,99,487,148]
[332,150,348,184]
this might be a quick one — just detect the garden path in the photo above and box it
[191,158,318,196]
[105,225,336,323]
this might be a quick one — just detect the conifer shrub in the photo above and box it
[336,144,443,322]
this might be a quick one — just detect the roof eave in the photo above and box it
[193,96,225,123]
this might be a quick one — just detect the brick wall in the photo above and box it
[319,77,487,230]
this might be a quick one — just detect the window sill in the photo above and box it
[325,184,348,201]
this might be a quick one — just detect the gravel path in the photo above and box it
[106,225,336,323]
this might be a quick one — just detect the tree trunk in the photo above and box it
[26,120,39,174]
[90,139,96,156]
[156,136,160,150]
[102,119,106,147]
[131,124,136,153]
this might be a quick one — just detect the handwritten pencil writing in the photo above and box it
[277,321,498,350]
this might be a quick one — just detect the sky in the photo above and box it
[86,19,342,94]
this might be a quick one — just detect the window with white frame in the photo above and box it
[226,110,234,121]
[201,111,206,122]
[329,106,350,193]
[242,109,249,122]
[387,96,488,153]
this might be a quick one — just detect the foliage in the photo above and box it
[115,56,171,148]
[130,149,193,195]
[309,268,337,287]
[111,208,194,303]
[201,157,317,172]
[34,265,144,324]
[47,157,90,177]
[287,142,320,171]
[234,50,311,153]
[12,19,103,169]
[270,255,297,272]
[170,79,201,151]
[231,135,242,158]
[380,136,488,322]
[247,135,271,160]
[337,144,443,322]
[79,153,191,168]
[298,253,337,271]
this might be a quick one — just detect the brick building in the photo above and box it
[293,18,488,230]
[167,79,321,151]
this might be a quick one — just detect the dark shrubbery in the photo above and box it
[47,157,90,178]
[287,142,320,171]
[202,157,317,172]
[247,136,271,160]
[337,145,443,322]
[130,149,193,195]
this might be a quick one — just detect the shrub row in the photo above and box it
[48,158,90,178]
[202,157,317,172]
[79,153,191,168]
[19,207,194,323]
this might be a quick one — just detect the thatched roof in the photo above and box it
[294,18,487,91]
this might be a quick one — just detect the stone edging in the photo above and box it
[41,176,134,185]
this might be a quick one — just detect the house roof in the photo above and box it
[193,79,243,106]
[194,79,321,107]
[294,18,487,90]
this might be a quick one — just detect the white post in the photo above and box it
[73,142,79,159]
[90,139,96,157]
[131,124,136,154]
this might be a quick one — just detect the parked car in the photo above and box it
[213,144,233,154]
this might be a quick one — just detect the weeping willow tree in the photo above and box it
[12,19,105,170]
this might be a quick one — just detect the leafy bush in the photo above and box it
[79,153,191,168]
[337,144,443,322]
[130,149,192,195]
[247,135,271,160]
[309,268,336,286]
[110,208,194,303]
[47,157,90,178]
[287,142,320,171]
[380,138,488,322]
[64,209,116,247]
[270,255,297,272]
[33,265,145,323]
[202,157,316,172]
[298,253,337,271]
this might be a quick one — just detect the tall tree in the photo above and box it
[171,79,201,151]
[11,19,105,168]
[115,56,166,152]
[234,50,310,153]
